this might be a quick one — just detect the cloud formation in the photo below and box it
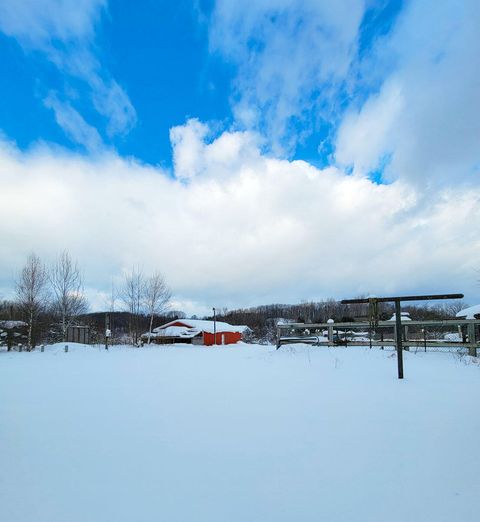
[208,0,480,188]
[1,1,479,315]
[208,0,366,154]
[1,121,479,314]
[335,0,480,185]
[0,0,136,149]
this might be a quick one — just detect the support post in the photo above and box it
[105,313,110,351]
[467,322,477,357]
[213,307,216,346]
[395,300,404,379]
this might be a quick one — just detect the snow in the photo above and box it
[153,318,247,335]
[388,312,412,321]
[0,320,27,329]
[1,343,479,522]
[147,325,198,338]
[456,304,480,319]
[444,333,462,342]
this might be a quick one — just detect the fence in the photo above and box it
[276,319,480,357]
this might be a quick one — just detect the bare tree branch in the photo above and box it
[15,253,49,349]
[144,272,171,343]
[49,250,88,341]
[120,267,145,344]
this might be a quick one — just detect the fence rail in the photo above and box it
[277,319,480,356]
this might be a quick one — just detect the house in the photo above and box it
[142,319,250,346]
[456,304,480,320]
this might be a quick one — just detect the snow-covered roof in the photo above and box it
[0,320,27,329]
[456,304,480,319]
[388,312,412,322]
[150,319,248,336]
[143,325,200,339]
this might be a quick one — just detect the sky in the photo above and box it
[0,0,479,316]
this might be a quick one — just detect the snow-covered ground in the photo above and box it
[1,343,479,522]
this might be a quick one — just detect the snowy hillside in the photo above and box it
[1,343,479,522]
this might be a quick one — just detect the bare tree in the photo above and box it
[120,267,145,344]
[50,251,89,341]
[15,253,49,349]
[443,300,467,318]
[144,272,171,343]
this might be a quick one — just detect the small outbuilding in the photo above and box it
[142,319,250,346]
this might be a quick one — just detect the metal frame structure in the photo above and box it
[276,293,477,380]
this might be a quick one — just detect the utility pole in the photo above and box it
[213,307,216,346]
[341,293,463,379]
[105,313,111,350]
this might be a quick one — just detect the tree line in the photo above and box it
[210,298,467,344]
[1,252,468,349]
[0,252,171,350]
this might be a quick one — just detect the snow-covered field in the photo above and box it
[1,343,479,522]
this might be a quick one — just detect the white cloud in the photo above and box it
[208,0,366,154]
[44,93,103,152]
[170,119,210,180]
[1,123,479,313]
[91,79,137,138]
[335,0,480,184]
[170,118,262,181]
[207,0,480,188]
[0,0,104,44]
[335,80,403,177]
[0,0,136,144]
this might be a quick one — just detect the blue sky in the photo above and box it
[0,0,479,314]
[0,0,404,171]
[0,1,232,165]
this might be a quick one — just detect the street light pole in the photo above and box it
[213,307,216,346]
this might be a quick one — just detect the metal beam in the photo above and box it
[281,291,466,379]
[341,293,463,304]
[276,319,479,330]
[277,339,479,348]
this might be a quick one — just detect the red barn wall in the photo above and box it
[203,331,242,346]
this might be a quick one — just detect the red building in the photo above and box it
[142,319,249,346]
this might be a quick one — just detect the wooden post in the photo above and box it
[467,322,476,357]
[395,300,404,379]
